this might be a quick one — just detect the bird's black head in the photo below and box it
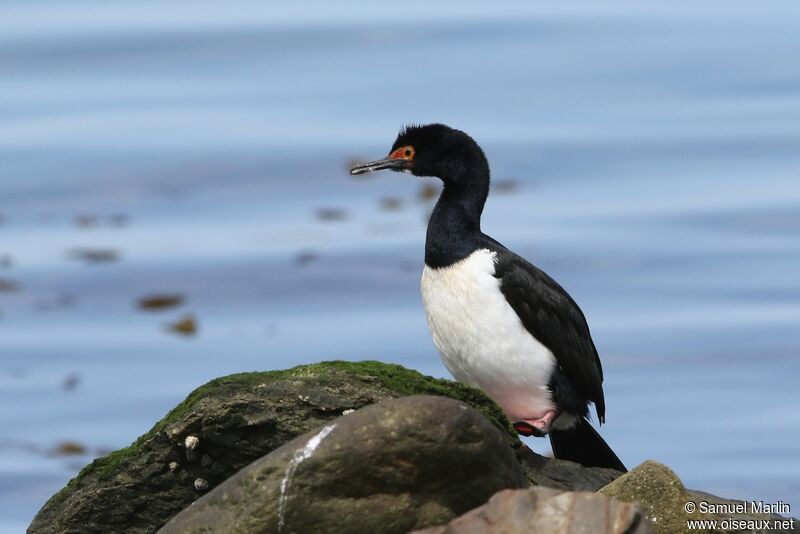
[350,123,489,186]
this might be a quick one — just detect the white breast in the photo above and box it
[420,249,557,421]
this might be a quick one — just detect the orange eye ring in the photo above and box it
[389,145,415,161]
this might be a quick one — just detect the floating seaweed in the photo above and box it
[417,183,440,202]
[167,314,197,337]
[50,441,87,457]
[137,294,185,311]
[379,197,403,211]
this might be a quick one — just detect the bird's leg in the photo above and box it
[513,409,561,437]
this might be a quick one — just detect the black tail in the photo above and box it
[549,418,627,472]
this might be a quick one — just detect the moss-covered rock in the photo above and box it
[599,461,694,534]
[599,461,797,534]
[30,360,631,534]
[29,361,519,534]
[33,360,787,534]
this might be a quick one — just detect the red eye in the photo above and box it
[390,146,415,160]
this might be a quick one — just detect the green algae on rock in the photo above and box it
[599,461,695,534]
[599,460,797,534]
[29,360,517,534]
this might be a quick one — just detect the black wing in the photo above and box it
[487,240,606,422]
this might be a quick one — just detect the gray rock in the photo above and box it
[29,361,514,534]
[514,443,622,492]
[411,486,651,534]
[158,396,529,534]
[29,361,624,534]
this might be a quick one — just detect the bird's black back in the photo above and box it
[481,234,606,422]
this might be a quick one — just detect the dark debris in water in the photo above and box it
[75,215,97,229]
[0,254,12,269]
[167,314,197,337]
[417,183,440,202]
[380,197,404,211]
[0,278,20,292]
[316,208,348,222]
[493,179,519,193]
[295,250,318,266]
[68,248,121,263]
[62,373,80,391]
[137,294,185,311]
[1,435,117,465]
[49,441,87,457]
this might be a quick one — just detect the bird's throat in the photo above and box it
[424,174,489,269]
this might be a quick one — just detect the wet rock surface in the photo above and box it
[411,486,652,534]
[159,396,529,534]
[29,361,520,534]
[514,443,621,492]
[30,361,791,534]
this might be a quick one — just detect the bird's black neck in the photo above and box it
[424,162,490,269]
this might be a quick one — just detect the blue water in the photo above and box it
[1,1,799,531]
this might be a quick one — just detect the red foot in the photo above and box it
[514,421,545,437]
[513,409,562,437]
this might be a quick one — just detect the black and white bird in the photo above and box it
[350,123,625,471]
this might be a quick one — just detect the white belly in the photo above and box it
[420,249,557,421]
